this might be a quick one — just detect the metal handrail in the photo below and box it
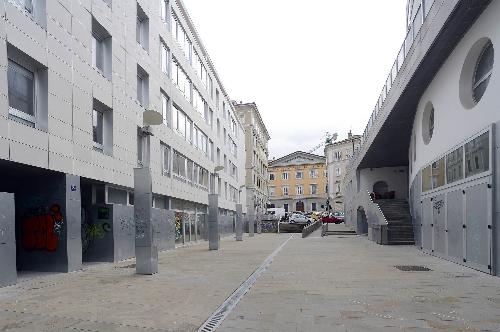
[346,0,435,173]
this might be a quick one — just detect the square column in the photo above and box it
[134,167,158,275]
[0,193,16,287]
[235,204,243,241]
[208,194,219,250]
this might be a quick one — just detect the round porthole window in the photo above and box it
[459,38,494,109]
[472,41,494,103]
[422,102,434,145]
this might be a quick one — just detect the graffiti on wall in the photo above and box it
[81,207,113,254]
[22,204,64,252]
[175,212,183,243]
[433,200,445,214]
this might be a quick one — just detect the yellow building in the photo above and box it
[268,152,327,212]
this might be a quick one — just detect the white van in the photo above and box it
[266,208,286,220]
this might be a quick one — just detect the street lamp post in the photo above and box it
[135,110,163,275]
[208,166,224,250]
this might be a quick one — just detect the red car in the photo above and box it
[321,215,343,224]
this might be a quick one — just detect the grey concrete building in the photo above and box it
[233,102,270,230]
[324,132,361,212]
[0,0,246,286]
[343,0,500,276]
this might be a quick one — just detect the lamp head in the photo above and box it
[143,109,163,126]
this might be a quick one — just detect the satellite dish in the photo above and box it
[143,109,163,126]
[214,165,224,173]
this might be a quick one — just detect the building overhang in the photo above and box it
[357,0,491,170]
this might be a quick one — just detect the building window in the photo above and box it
[92,17,112,79]
[296,186,303,195]
[161,90,169,126]
[92,109,104,150]
[310,169,318,178]
[422,102,434,145]
[310,184,317,195]
[311,203,317,211]
[296,171,303,179]
[282,172,289,180]
[269,173,275,181]
[161,143,171,176]
[7,59,35,125]
[92,99,112,154]
[283,204,289,212]
[336,184,341,193]
[137,65,149,107]
[12,0,47,27]
[473,41,494,104]
[136,3,149,51]
[334,151,342,161]
[269,187,275,197]
[282,186,289,196]
[160,0,168,22]
[446,146,464,184]
[335,168,341,176]
[160,40,169,75]
[465,131,489,178]
[171,57,191,102]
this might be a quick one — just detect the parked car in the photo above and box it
[321,215,343,224]
[333,211,345,221]
[289,213,309,226]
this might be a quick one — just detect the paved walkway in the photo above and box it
[0,233,499,331]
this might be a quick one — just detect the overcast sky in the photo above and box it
[183,0,408,159]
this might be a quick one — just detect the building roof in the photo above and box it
[233,102,271,140]
[325,134,362,149]
[269,151,326,167]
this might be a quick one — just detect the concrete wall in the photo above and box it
[409,0,500,184]
[0,192,16,287]
[359,167,409,199]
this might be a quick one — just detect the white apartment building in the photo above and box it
[233,102,270,230]
[324,132,361,212]
[0,0,246,286]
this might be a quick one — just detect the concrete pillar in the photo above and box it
[236,204,243,241]
[0,193,16,287]
[208,194,219,250]
[248,213,255,237]
[65,174,82,272]
[134,167,158,275]
[256,212,262,234]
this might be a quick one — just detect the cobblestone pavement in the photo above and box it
[1,231,499,332]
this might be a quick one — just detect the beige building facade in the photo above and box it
[324,132,361,212]
[268,152,327,212]
[233,102,270,225]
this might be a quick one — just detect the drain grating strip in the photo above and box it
[395,265,432,272]
[198,235,294,332]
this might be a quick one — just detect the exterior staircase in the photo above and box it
[375,199,414,245]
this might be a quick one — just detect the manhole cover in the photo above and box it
[395,265,432,272]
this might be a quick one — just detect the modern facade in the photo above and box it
[324,132,361,212]
[0,0,246,286]
[233,102,270,228]
[343,0,500,276]
[268,152,327,213]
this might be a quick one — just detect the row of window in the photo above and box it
[160,145,210,188]
[422,131,490,192]
[269,170,324,181]
[269,185,325,197]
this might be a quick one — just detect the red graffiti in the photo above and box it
[22,204,64,252]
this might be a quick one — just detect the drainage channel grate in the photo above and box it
[118,264,136,269]
[198,235,293,332]
[395,265,432,272]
